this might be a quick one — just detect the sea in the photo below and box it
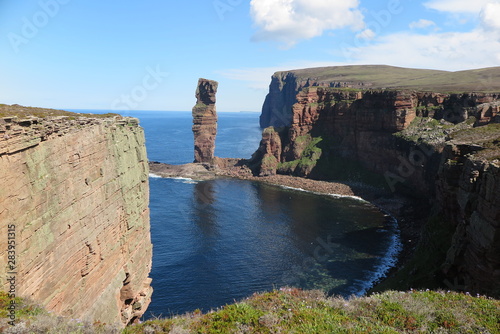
[70,109,401,319]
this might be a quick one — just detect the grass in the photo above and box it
[2,288,499,333]
[0,291,45,321]
[0,104,119,119]
[277,65,500,93]
[451,123,500,161]
[277,136,323,175]
[193,102,208,110]
[393,116,475,145]
[125,288,500,334]
[0,291,46,333]
[277,159,299,173]
[297,136,322,169]
[261,155,278,171]
[0,291,120,333]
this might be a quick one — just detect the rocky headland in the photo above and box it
[253,66,500,297]
[153,67,500,298]
[0,105,152,327]
[2,67,500,332]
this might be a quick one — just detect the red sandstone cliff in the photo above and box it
[254,66,500,296]
[259,86,499,183]
[0,110,152,326]
[192,78,218,164]
[260,65,500,128]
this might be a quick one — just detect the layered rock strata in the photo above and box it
[257,86,499,183]
[192,78,218,164]
[0,113,152,326]
[254,67,500,296]
[437,131,500,295]
[249,127,282,176]
[260,65,500,128]
[260,70,372,128]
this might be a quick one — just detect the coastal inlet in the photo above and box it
[137,109,401,318]
[145,176,400,317]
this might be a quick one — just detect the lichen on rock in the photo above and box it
[0,110,153,327]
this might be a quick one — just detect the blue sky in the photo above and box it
[1,0,499,112]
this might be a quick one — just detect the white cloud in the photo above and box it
[342,28,500,71]
[356,28,376,40]
[409,19,437,29]
[424,0,493,14]
[223,26,500,93]
[480,2,500,30]
[250,0,364,47]
[226,1,500,94]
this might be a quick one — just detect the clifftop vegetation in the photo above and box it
[0,104,118,119]
[2,289,499,333]
[277,65,500,93]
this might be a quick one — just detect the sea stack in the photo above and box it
[192,78,218,164]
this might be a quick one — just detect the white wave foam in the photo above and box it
[348,213,403,297]
[170,177,199,184]
[149,174,199,184]
[278,185,369,203]
[279,183,403,297]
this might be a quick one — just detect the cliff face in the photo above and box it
[249,127,282,176]
[255,67,500,296]
[260,71,371,128]
[260,65,500,129]
[259,86,499,189]
[192,78,218,164]
[437,131,500,295]
[0,114,152,326]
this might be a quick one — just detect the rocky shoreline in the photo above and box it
[149,160,426,290]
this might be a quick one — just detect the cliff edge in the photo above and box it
[254,66,500,297]
[261,65,500,128]
[0,105,152,326]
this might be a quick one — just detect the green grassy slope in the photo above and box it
[0,104,118,118]
[278,65,500,93]
[2,289,499,333]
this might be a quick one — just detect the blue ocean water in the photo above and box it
[70,110,401,318]
[132,111,263,164]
